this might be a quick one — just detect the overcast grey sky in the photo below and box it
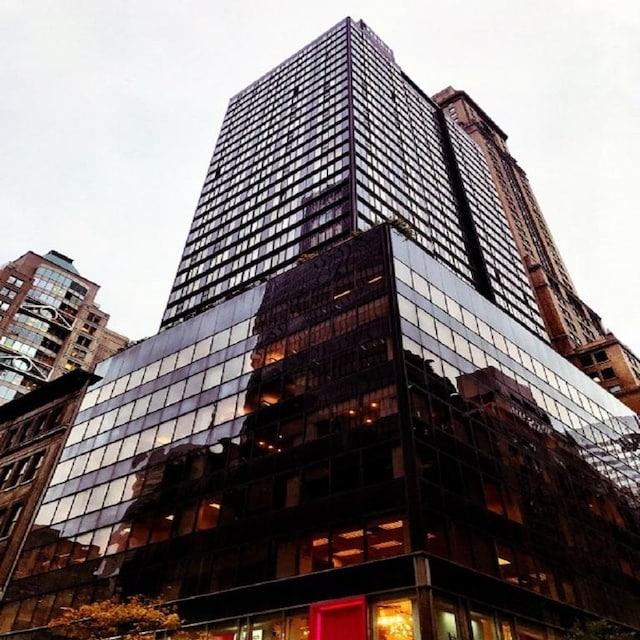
[1,0,638,355]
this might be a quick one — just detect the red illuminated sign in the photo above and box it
[309,595,367,640]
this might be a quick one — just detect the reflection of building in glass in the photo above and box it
[2,17,640,640]
[0,250,128,405]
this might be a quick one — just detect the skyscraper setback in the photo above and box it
[2,17,640,640]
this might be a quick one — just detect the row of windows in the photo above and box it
[445,121,545,337]
[0,405,64,453]
[166,170,352,319]
[0,452,44,490]
[395,257,630,423]
[81,319,256,411]
[176,157,349,291]
[203,91,349,213]
[192,137,349,248]
[196,133,349,241]
[394,257,640,490]
[6,275,24,287]
[213,77,349,179]
[228,24,347,116]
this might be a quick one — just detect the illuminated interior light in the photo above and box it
[368,275,383,283]
[333,289,351,300]
[348,409,357,416]
[376,608,414,640]
[339,529,364,539]
[371,540,402,549]
[498,557,511,565]
[165,515,175,521]
[312,537,329,547]
[208,503,221,509]
[379,520,403,530]
[364,418,373,424]
[333,548,363,557]
[370,402,379,408]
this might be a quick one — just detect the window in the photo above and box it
[374,598,416,640]
[434,600,459,640]
[594,350,608,363]
[0,465,12,488]
[23,452,44,483]
[0,286,17,299]
[470,612,497,640]
[7,276,24,287]
[76,335,92,348]
[1,427,20,452]
[0,502,23,538]
[1,452,45,489]
[601,367,616,381]
[578,354,593,367]
[10,459,31,487]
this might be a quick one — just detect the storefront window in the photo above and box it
[434,600,458,640]
[251,613,282,639]
[374,598,417,640]
[285,611,310,640]
[470,612,497,640]
[180,623,236,639]
[517,624,546,640]
[499,619,515,640]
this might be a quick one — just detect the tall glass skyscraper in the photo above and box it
[2,17,640,640]
[161,19,545,340]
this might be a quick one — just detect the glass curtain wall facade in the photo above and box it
[3,227,640,637]
[161,19,545,343]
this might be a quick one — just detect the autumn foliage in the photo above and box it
[568,621,637,640]
[48,596,182,640]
